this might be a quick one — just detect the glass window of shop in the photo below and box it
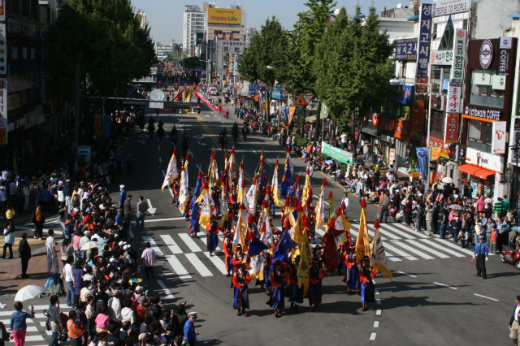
[467,119,492,152]
[431,66,451,96]
[469,69,506,109]
[430,110,445,140]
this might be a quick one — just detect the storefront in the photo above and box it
[460,37,517,200]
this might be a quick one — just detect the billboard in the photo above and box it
[207,8,242,26]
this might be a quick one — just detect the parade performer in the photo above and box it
[359,256,376,311]
[206,216,219,256]
[342,247,359,294]
[233,264,251,316]
[232,245,246,269]
[270,260,288,317]
[288,256,304,312]
[308,260,324,313]
[223,233,233,276]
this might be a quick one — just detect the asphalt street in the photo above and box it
[1,98,517,346]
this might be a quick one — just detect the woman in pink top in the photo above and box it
[72,230,81,251]
[95,305,110,332]
[475,196,486,213]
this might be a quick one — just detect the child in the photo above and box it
[489,226,498,254]
[457,229,469,248]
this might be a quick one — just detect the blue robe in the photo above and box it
[207,228,218,252]
[345,255,360,290]
[308,267,323,305]
[360,266,375,304]
[270,270,285,309]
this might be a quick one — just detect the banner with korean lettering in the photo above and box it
[0,78,6,144]
[447,81,462,113]
[451,29,466,81]
[394,38,418,60]
[445,114,459,144]
[416,147,428,181]
[491,121,507,155]
[416,4,432,78]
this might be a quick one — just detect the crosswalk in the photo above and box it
[0,304,75,346]
[13,215,479,282]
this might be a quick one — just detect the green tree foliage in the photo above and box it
[314,6,394,136]
[45,0,155,101]
[237,16,287,85]
[286,0,337,95]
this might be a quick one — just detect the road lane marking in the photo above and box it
[419,239,465,258]
[160,235,183,254]
[397,271,417,278]
[474,294,498,302]
[140,235,164,256]
[157,280,174,299]
[373,321,380,328]
[349,227,400,261]
[179,233,203,252]
[203,252,228,275]
[147,199,157,215]
[391,240,434,259]
[165,254,191,279]
[185,253,213,277]
[369,332,377,341]
[433,238,474,256]
[146,217,188,223]
[376,309,381,316]
[376,299,381,305]
[382,243,418,261]
[433,282,457,290]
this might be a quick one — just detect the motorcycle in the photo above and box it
[500,245,520,270]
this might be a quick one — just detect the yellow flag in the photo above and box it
[355,204,370,260]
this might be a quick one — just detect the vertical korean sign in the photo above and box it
[416,4,432,79]
[0,78,7,145]
[445,113,460,144]
[451,29,466,82]
[447,81,462,113]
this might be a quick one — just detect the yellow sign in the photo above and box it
[207,8,242,25]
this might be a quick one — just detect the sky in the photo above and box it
[130,0,422,45]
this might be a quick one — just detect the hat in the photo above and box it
[73,208,79,212]
[84,230,91,236]
[86,208,91,212]
[188,312,198,319]
[123,245,131,250]
[479,234,486,240]
[0,186,5,190]
[120,184,125,189]
[109,257,117,263]
[118,241,126,247]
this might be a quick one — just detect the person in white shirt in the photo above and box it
[341,192,350,214]
[45,229,59,274]
[63,256,76,308]
[108,290,122,323]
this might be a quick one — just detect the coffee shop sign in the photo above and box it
[464,106,501,121]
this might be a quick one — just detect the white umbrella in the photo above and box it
[448,204,463,210]
[14,285,42,302]
[441,177,453,184]
[81,241,98,251]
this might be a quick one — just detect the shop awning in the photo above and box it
[458,164,496,179]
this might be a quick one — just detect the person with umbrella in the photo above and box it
[10,301,34,346]
[18,233,31,279]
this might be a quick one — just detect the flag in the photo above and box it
[322,219,340,274]
[271,159,284,208]
[178,155,190,214]
[245,177,258,215]
[272,230,298,263]
[371,219,393,279]
[208,151,219,189]
[297,218,311,296]
[249,254,265,281]
[315,178,326,229]
[328,190,334,222]
[237,161,245,203]
[248,237,269,257]
[280,147,293,198]
[161,150,178,191]
[301,168,311,207]
[228,147,237,181]
[355,199,371,260]
[334,209,352,246]
[256,150,264,177]
[233,204,249,246]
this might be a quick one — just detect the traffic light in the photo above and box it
[225,53,230,65]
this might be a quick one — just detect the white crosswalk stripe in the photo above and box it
[419,239,466,258]
[404,239,450,259]
[433,238,474,256]
[140,235,164,256]
[178,233,203,252]
[381,242,418,261]
[165,254,191,279]
[389,240,434,260]
[185,253,212,276]
[160,235,183,254]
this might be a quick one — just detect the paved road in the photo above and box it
[0,99,516,346]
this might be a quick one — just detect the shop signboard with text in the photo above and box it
[394,38,417,60]
[445,114,460,144]
[465,147,504,173]
[429,137,449,158]
[447,81,462,113]
[452,29,466,81]
[416,4,432,78]
[207,8,242,26]
[0,78,6,144]
[322,142,353,166]
[394,119,411,141]
[432,0,471,17]
[491,121,507,155]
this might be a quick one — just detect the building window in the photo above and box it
[469,69,505,109]
[431,66,451,96]
[467,119,492,152]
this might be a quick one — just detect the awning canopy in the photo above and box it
[458,164,496,179]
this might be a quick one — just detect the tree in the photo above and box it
[44,0,155,101]
[314,6,395,141]
[237,16,287,85]
[286,0,337,95]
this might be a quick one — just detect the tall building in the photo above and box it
[183,5,206,57]
[136,10,147,29]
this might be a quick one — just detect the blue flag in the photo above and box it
[248,237,269,257]
[272,230,297,263]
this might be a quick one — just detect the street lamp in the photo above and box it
[389,78,433,191]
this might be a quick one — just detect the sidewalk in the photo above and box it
[0,246,50,294]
